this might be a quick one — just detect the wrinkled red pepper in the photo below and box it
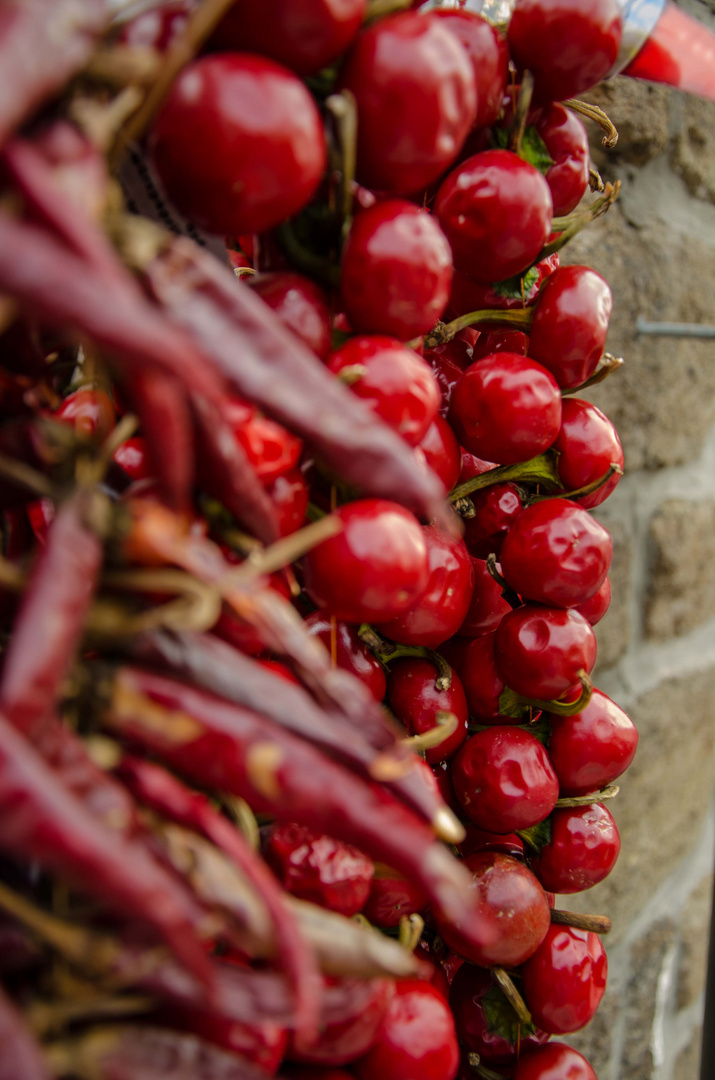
[0,709,212,995]
[117,755,321,1039]
[101,667,494,955]
[0,0,108,151]
[142,237,455,531]
[125,629,446,828]
[0,983,50,1080]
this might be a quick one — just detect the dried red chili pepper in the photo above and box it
[0,983,50,1080]
[0,0,108,150]
[99,666,494,953]
[44,1024,279,1080]
[141,237,453,529]
[191,393,280,545]
[0,710,212,994]
[124,630,439,825]
[119,503,451,847]
[117,755,321,1039]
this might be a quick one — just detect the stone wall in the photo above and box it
[554,3,715,1075]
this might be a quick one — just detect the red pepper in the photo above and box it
[118,368,194,516]
[142,237,454,531]
[0,0,108,150]
[44,1024,281,1080]
[126,629,448,831]
[0,488,102,727]
[101,666,494,954]
[120,501,442,799]
[191,392,280,545]
[0,710,213,996]
[0,983,50,1080]
[0,211,223,512]
[117,755,321,1040]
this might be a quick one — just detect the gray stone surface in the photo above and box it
[564,670,715,944]
[566,984,621,1078]
[646,500,715,640]
[674,1031,703,1080]
[621,920,678,1079]
[672,95,715,204]
[677,874,714,1008]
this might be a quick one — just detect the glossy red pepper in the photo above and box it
[338,12,476,194]
[151,54,326,235]
[340,200,453,341]
[387,657,468,764]
[520,924,608,1034]
[547,689,638,796]
[494,606,597,701]
[499,499,613,608]
[247,273,332,361]
[436,852,550,969]
[264,821,374,918]
[378,525,474,648]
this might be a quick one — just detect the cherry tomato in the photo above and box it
[151,54,326,234]
[428,9,508,130]
[426,348,466,417]
[513,1044,597,1080]
[113,436,151,482]
[248,273,332,360]
[387,657,469,764]
[508,0,622,104]
[494,605,597,701]
[462,483,523,560]
[447,253,559,321]
[265,468,309,536]
[290,979,393,1065]
[225,397,303,484]
[436,852,550,968]
[528,266,613,391]
[534,102,590,216]
[457,632,507,722]
[414,416,462,492]
[376,525,474,648]
[574,576,611,626]
[435,150,552,284]
[338,12,476,194]
[302,499,429,624]
[449,964,550,1067]
[54,387,115,438]
[264,822,374,917]
[499,499,613,608]
[362,868,428,927]
[449,354,561,466]
[471,329,530,360]
[211,0,366,76]
[451,727,559,833]
[530,802,621,894]
[458,556,512,637]
[457,823,524,860]
[329,337,440,447]
[352,980,460,1080]
[305,613,387,702]
[119,1,190,49]
[520,925,607,1034]
[547,689,638,796]
[554,397,624,509]
[341,200,453,340]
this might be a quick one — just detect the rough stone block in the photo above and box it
[675,1031,702,1080]
[621,920,678,1080]
[593,518,633,671]
[565,983,621,1078]
[564,669,715,944]
[677,873,713,1009]
[672,95,715,204]
[563,208,715,472]
[585,79,670,170]
[646,500,715,640]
